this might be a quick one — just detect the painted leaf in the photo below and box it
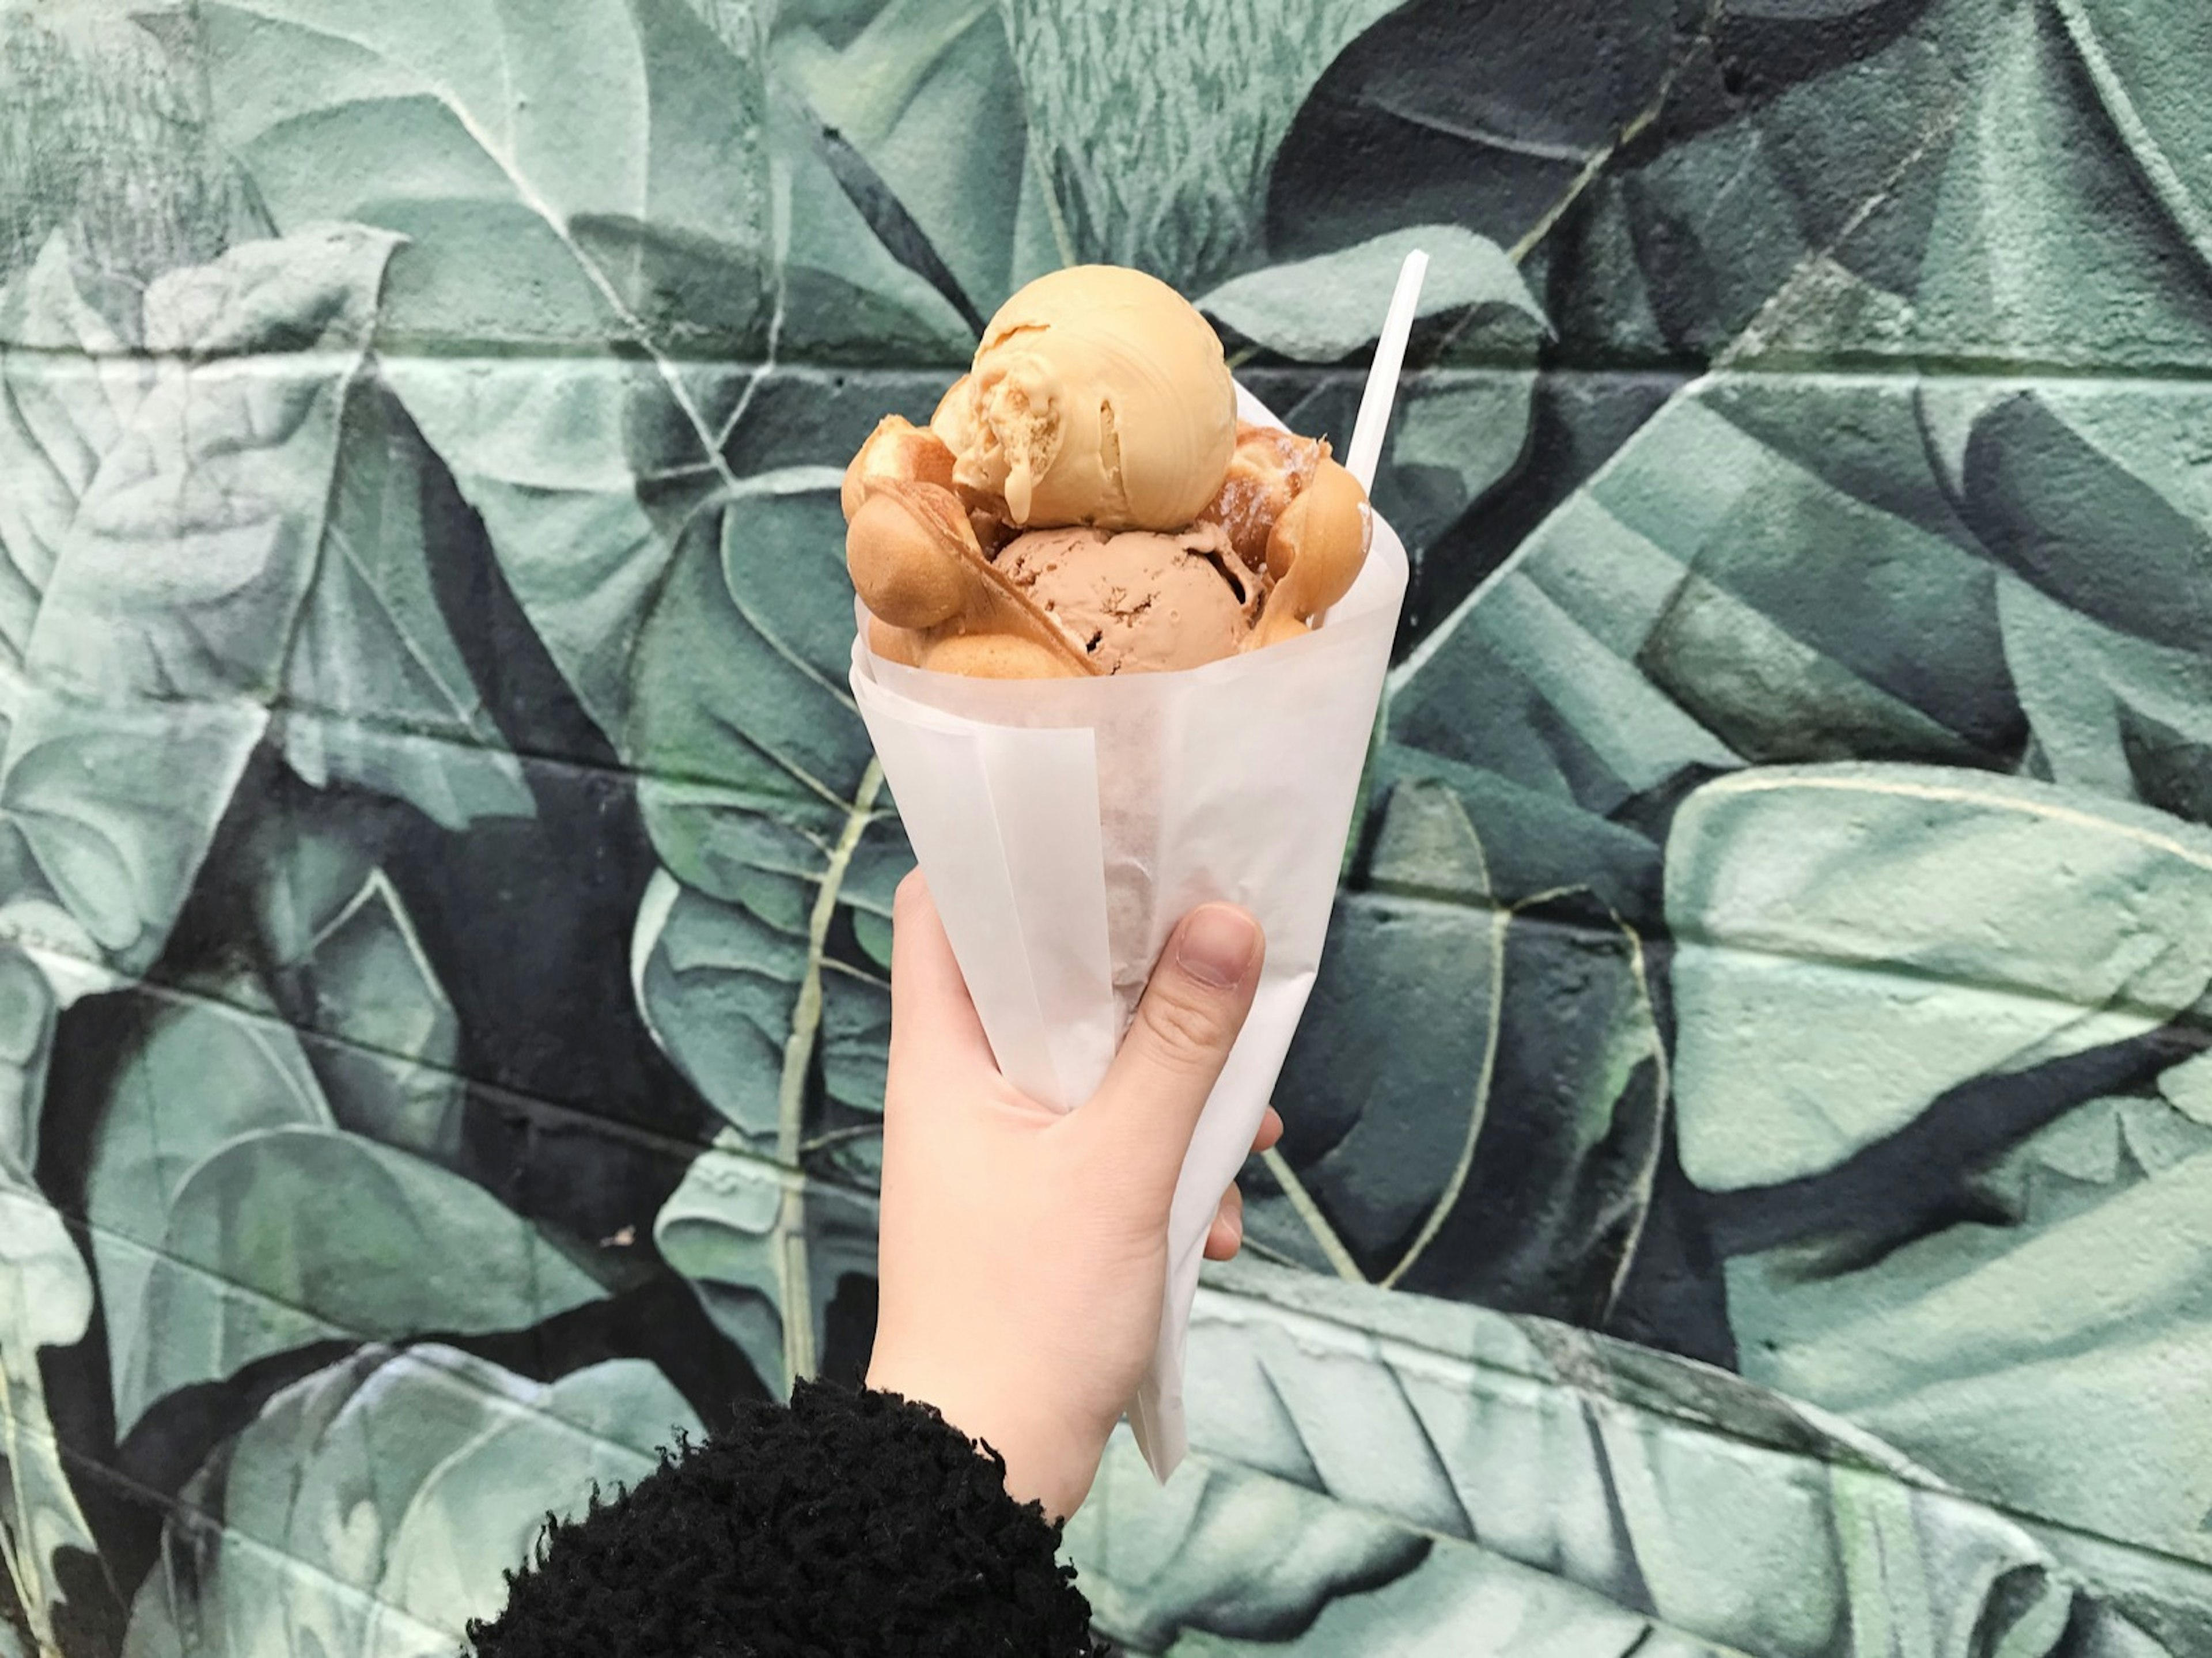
[1198,225,1545,362]
[1003,0,1409,291]
[1065,1437,1428,1653]
[279,373,533,830]
[652,1148,876,1394]
[632,869,803,1146]
[269,869,466,1166]
[0,228,396,974]
[623,469,893,1164]
[1173,1259,2167,1657]
[195,0,772,351]
[1391,374,2025,817]
[626,471,878,903]
[0,951,93,1657]
[122,1344,697,1658]
[1912,0,2212,372]
[2051,0,2212,275]
[196,0,960,744]
[1937,387,2212,663]
[1667,765,2212,1191]
[24,224,397,702]
[86,985,336,1422]
[1996,575,2212,822]
[85,991,601,1433]
[0,233,148,673]
[1265,777,1666,1322]
[774,0,1028,317]
[1730,1069,2212,1569]
[116,1126,607,1437]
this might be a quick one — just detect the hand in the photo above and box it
[866,872,1272,1519]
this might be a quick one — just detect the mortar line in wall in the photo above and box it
[61,976,744,1176]
[54,971,893,1208]
[56,1137,878,1352]
[11,339,2212,384]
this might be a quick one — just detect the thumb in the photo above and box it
[1081,904,1264,1188]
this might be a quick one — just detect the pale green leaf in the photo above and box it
[1199,226,1546,362]
[123,1345,697,1658]
[1666,764,2212,1190]
[1732,1084,2212,1568]
[114,1125,607,1435]
[1173,1260,2161,1656]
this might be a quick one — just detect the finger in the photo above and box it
[887,870,998,1090]
[1203,1183,1245,1262]
[1252,1106,1283,1156]
[1083,904,1263,1186]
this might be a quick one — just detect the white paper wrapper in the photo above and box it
[847,386,1407,1479]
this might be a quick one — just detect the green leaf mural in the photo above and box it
[85,991,603,1436]
[1668,765,2212,1191]
[121,1343,698,1658]
[0,953,93,1658]
[7,0,2212,1652]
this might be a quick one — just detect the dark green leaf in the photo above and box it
[1271,886,1502,1278]
[632,870,804,1146]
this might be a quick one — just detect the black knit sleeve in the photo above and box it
[465,1379,1108,1658]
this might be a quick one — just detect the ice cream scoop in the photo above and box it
[934,266,1237,533]
[996,523,1262,673]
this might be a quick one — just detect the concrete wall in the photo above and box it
[5,1,2210,1653]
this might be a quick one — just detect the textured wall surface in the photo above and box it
[4,1,2211,1653]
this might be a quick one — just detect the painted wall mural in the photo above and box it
[4,0,2211,1653]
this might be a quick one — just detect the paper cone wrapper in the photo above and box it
[848,387,1408,1479]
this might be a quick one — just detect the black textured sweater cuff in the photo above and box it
[467,1377,1105,1657]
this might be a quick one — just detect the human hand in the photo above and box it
[865,873,1274,1520]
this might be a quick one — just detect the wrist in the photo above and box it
[864,1355,1104,1520]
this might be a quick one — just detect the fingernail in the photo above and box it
[1176,905,1259,989]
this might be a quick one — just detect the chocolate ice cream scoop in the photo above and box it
[996,523,1262,673]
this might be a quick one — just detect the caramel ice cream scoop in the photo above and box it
[934,266,1237,533]
[997,523,1261,673]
